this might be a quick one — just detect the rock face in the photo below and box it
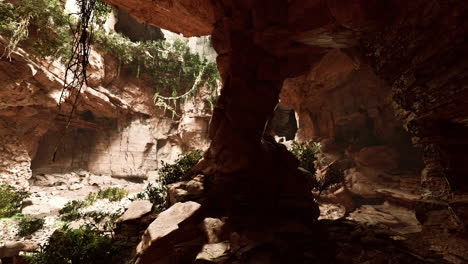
[281,48,423,217]
[103,0,467,262]
[103,0,217,37]
[0,32,212,188]
[361,0,468,200]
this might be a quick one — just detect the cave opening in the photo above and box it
[0,0,467,263]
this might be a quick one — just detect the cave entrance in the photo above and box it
[269,103,298,141]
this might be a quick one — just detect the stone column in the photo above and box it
[197,1,319,226]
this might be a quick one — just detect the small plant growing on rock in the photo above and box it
[0,184,30,218]
[289,141,321,174]
[131,150,203,212]
[159,150,203,185]
[17,216,45,237]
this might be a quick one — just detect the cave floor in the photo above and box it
[0,172,146,247]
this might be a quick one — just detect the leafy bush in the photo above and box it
[59,188,127,222]
[17,216,45,237]
[0,0,73,60]
[159,150,203,185]
[130,182,166,213]
[95,187,128,202]
[59,200,90,216]
[289,141,321,174]
[0,184,30,218]
[131,150,203,212]
[28,225,119,264]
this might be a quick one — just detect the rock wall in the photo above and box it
[281,49,423,208]
[0,32,212,188]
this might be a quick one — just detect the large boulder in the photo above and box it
[117,200,153,223]
[136,201,204,264]
[0,241,38,258]
[114,200,156,244]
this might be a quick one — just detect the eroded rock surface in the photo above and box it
[0,33,212,189]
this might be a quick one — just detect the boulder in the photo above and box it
[195,242,230,263]
[202,218,229,244]
[167,175,205,205]
[0,241,38,258]
[114,200,157,244]
[136,201,204,264]
[117,200,153,223]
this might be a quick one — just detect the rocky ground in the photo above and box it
[0,171,146,248]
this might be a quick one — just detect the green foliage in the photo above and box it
[0,0,73,60]
[130,182,167,213]
[131,150,203,212]
[0,184,30,218]
[94,30,220,115]
[94,0,113,25]
[159,150,203,185]
[28,225,119,264]
[290,141,321,174]
[0,0,111,60]
[59,187,126,221]
[1,0,219,115]
[59,200,90,216]
[95,187,128,202]
[17,216,45,237]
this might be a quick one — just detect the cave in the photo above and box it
[0,0,467,263]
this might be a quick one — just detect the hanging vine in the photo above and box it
[52,0,100,161]
[1,0,220,128]
[153,63,208,117]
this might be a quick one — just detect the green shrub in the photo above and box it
[59,200,89,215]
[95,187,128,202]
[59,188,127,222]
[131,150,203,212]
[289,141,321,174]
[159,150,203,185]
[28,225,119,264]
[17,216,45,237]
[0,184,30,218]
[130,183,166,213]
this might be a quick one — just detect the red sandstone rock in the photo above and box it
[354,145,399,171]
[135,201,203,264]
